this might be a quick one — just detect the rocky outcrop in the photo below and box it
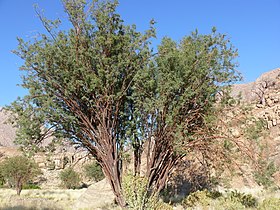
[231,68,280,104]
[0,108,16,147]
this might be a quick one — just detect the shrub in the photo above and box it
[214,197,246,210]
[254,161,277,188]
[0,172,5,187]
[22,182,41,190]
[154,201,173,210]
[227,190,257,208]
[181,189,257,209]
[0,155,41,195]
[122,173,158,210]
[83,161,104,182]
[258,197,280,210]
[181,190,213,208]
[59,167,80,189]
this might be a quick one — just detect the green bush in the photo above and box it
[0,155,41,195]
[83,161,104,182]
[258,197,280,210]
[22,182,41,189]
[0,172,5,187]
[254,161,277,188]
[227,190,257,208]
[181,189,257,209]
[154,201,173,210]
[214,197,246,210]
[181,190,222,208]
[59,167,80,189]
[123,173,158,210]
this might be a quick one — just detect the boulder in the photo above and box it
[74,179,115,209]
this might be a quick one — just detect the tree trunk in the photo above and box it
[145,134,183,195]
[133,143,142,176]
[101,158,126,207]
[16,180,22,195]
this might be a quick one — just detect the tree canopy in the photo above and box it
[0,156,41,195]
[7,0,240,207]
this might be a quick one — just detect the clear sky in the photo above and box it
[0,0,279,107]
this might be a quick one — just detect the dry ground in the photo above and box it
[0,188,86,210]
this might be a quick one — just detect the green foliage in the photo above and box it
[214,197,246,210]
[0,175,5,188]
[59,167,80,189]
[245,118,266,141]
[258,197,280,210]
[181,189,223,208]
[132,28,240,151]
[182,190,258,209]
[22,182,41,190]
[227,190,258,208]
[182,190,223,208]
[122,173,158,210]
[254,161,277,188]
[153,201,173,210]
[0,156,41,195]
[182,190,212,208]
[83,161,104,182]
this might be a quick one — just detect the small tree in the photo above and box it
[60,167,81,189]
[0,156,41,195]
[84,161,104,182]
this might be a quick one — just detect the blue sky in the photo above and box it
[0,0,279,107]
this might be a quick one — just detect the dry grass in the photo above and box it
[0,188,86,210]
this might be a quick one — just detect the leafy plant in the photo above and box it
[0,156,41,195]
[84,161,104,182]
[123,173,158,210]
[214,197,246,210]
[22,182,41,190]
[59,167,80,189]
[258,197,280,210]
[181,190,222,208]
[245,118,266,141]
[254,161,277,188]
[227,190,258,208]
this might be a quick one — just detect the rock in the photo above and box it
[267,121,273,129]
[74,179,115,209]
[38,162,46,168]
[231,128,241,138]
[266,98,274,107]
[272,119,277,126]
[256,104,264,108]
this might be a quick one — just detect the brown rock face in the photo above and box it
[0,108,16,147]
[231,68,280,103]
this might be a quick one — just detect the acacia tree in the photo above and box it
[7,0,240,207]
[0,156,41,195]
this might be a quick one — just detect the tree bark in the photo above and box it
[101,158,126,207]
[16,180,23,196]
[133,141,142,176]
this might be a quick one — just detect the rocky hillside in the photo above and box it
[0,108,92,188]
[0,108,16,147]
[229,68,280,186]
[231,68,280,138]
[231,68,280,104]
